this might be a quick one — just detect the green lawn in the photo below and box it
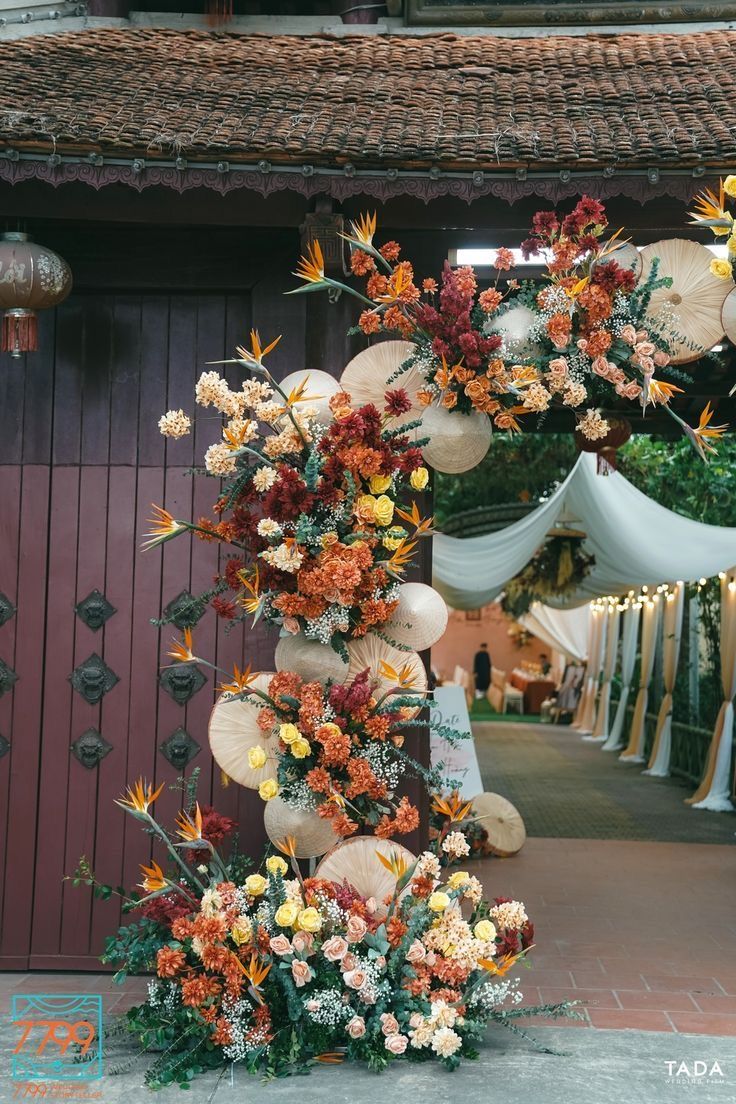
[469,697,542,724]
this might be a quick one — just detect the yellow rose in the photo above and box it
[321,530,338,548]
[297,906,323,933]
[373,494,395,527]
[409,466,429,491]
[727,234,736,256]
[290,737,311,759]
[279,723,300,746]
[245,874,267,897]
[474,919,497,942]
[369,474,392,494]
[258,778,279,801]
[230,916,253,945]
[447,871,469,890]
[723,175,736,198]
[355,494,377,525]
[382,527,405,551]
[428,891,451,913]
[247,745,267,770]
[266,855,288,877]
[275,900,299,927]
[710,257,733,280]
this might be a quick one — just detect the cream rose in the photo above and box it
[409,466,429,491]
[297,907,322,933]
[428,891,450,913]
[343,968,367,990]
[405,940,426,964]
[291,959,312,988]
[274,901,299,928]
[346,1016,366,1039]
[474,919,497,942]
[247,744,266,769]
[279,723,300,746]
[322,935,349,962]
[245,874,267,897]
[290,737,311,759]
[385,1034,408,1055]
[269,934,293,956]
[346,915,368,942]
[373,494,395,527]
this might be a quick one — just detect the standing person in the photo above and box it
[473,643,492,700]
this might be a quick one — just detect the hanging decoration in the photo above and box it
[290,202,729,473]
[0,231,72,357]
[501,536,596,620]
[574,414,632,474]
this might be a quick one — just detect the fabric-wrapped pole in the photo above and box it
[686,570,736,812]
[643,583,685,777]
[575,605,606,733]
[620,597,662,763]
[587,604,621,743]
[603,602,641,752]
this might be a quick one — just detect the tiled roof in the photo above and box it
[0,27,735,170]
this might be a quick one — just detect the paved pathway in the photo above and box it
[473,721,736,843]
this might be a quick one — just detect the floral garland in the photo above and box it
[96,780,575,1087]
[153,336,431,655]
[292,200,726,456]
[501,536,595,621]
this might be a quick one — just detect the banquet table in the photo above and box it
[509,670,556,714]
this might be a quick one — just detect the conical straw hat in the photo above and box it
[639,239,731,364]
[488,304,543,360]
[340,340,423,435]
[420,404,492,473]
[383,582,448,651]
[278,368,341,426]
[208,672,279,789]
[599,239,642,279]
[346,634,427,717]
[275,633,349,686]
[263,797,340,859]
[469,792,526,857]
[315,835,416,913]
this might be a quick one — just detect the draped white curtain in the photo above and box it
[519,602,590,662]
[620,598,662,764]
[589,604,621,742]
[575,605,606,733]
[433,454,736,610]
[644,584,685,778]
[686,571,736,812]
[603,603,641,752]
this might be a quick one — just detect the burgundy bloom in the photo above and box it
[384,388,412,417]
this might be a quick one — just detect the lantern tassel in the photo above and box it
[2,309,37,357]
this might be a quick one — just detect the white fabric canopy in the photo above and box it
[519,602,590,662]
[433,453,736,610]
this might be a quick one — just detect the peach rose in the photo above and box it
[405,940,426,964]
[282,617,300,635]
[292,931,315,955]
[653,349,670,367]
[548,357,568,375]
[346,915,368,943]
[619,325,637,345]
[346,1016,366,1039]
[291,959,313,987]
[621,381,642,399]
[341,952,357,972]
[343,968,367,990]
[269,934,293,956]
[385,1034,408,1054]
[441,391,458,410]
[322,936,349,962]
[591,356,610,378]
[380,1013,399,1036]
[634,341,655,357]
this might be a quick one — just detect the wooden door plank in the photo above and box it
[0,465,21,949]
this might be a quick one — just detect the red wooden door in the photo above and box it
[0,291,299,968]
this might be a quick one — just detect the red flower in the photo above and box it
[384,388,412,417]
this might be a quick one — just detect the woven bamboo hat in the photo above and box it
[420,404,492,473]
[383,582,448,651]
[340,340,423,435]
[263,797,340,859]
[469,792,527,857]
[346,634,427,716]
[278,368,341,425]
[315,835,416,913]
[639,239,732,364]
[208,672,278,789]
[275,633,349,686]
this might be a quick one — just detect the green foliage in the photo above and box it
[101,917,168,982]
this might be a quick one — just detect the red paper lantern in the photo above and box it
[574,415,632,474]
[0,232,72,358]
